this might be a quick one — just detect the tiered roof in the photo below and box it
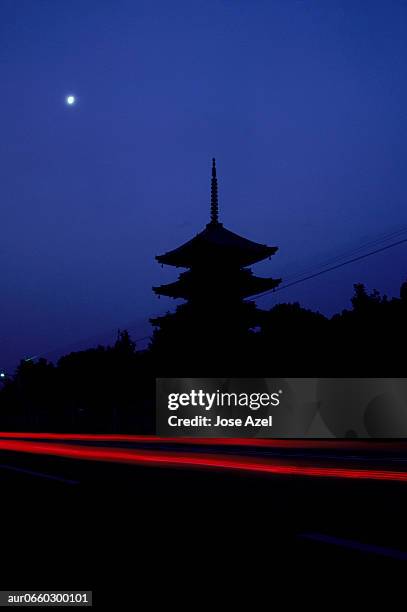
[154,158,281,300]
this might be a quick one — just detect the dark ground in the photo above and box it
[0,450,406,607]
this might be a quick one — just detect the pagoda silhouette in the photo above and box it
[150,159,281,360]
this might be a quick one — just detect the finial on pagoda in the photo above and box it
[210,157,219,224]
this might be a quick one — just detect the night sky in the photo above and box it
[1,0,407,369]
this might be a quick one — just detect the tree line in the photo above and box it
[0,280,406,432]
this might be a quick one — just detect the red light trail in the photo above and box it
[0,432,406,451]
[0,436,406,482]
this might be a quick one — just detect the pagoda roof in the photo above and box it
[153,269,281,299]
[156,221,278,268]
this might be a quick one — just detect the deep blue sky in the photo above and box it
[1,0,407,369]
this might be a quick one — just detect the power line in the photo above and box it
[255,236,407,300]
[281,225,407,283]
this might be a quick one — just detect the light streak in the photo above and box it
[0,438,406,482]
[0,432,405,451]
[299,533,407,560]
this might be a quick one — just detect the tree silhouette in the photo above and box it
[1,278,406,432]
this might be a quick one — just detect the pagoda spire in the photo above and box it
[210,157,219,224]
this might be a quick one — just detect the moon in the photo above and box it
[66,95,76,105]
